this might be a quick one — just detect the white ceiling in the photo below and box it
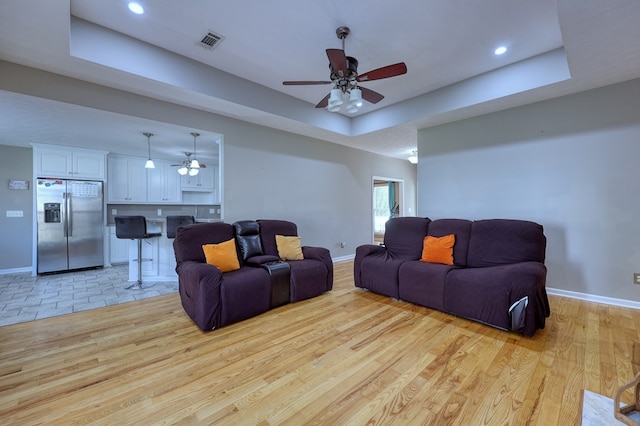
[0,0,639,161]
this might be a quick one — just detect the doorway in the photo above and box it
[372,176,404,244]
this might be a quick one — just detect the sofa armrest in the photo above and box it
[353,244,387,287]
[176,260,224,330]
[302,246,334,291]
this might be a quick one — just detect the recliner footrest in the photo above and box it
[261,261,290,308]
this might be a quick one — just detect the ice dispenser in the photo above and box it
[44,203,61,223]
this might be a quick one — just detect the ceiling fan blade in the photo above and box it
[357,62,407,82]
[360,87,385,104]
[315,93,331,108]
[283,80,332,86]
[326,48,347,76]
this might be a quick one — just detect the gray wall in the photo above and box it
[0,145,32,270]
[0,62,416,269]
[417,78,640,302]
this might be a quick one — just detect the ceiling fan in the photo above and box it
[171,132,206,176]
[283,26,407,113]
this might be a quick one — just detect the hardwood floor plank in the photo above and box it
[1,260,640,424]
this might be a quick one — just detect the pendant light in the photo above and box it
[144,132,155,169]
[190,132,200,171]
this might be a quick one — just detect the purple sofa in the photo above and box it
[354,217,549,336]
[173,220,333,330]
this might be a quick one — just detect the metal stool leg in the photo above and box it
[125,239,144,289]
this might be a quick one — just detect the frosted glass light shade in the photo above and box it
[144,159,155,169]
[178,166,188,175]
[349,88,363,108]
[328,88,343,107]
[190,159,200,169]
[188,168,199,176]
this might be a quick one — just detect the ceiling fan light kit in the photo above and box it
[173,132,206,176]
[282,26,407,114]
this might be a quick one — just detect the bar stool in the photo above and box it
[114,216,161,289]
[166,215,195,239]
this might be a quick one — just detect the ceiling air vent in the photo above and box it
[199,30,224,50]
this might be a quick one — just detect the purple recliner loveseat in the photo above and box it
[354,217,549,336]
[173,220,333,330]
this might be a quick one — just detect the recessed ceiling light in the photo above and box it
[494,46,508,56]
[128,1,144,15]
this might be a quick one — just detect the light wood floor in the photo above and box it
[1,260,639,425]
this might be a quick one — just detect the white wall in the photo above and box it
[0,145,32,270]
[417,78,640,302]
[0,61,416,267]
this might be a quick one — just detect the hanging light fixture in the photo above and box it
[143,132,155,169]
[176,133,201,176]
[408,150,418,164]
[190,132,200,171]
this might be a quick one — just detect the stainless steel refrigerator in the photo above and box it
[36,178,104,274]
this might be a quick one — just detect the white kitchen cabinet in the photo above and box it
[180,165,215,192]
[147,160,181,203]
[108,226,128,264]
[108,155,147,203]
[32,144,107,180]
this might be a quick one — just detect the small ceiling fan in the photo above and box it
[283,26,407,112]
[171,132,206,176]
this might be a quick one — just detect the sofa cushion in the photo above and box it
[444,261,548,336]
[258,220,298,256]
[398,260,454,311]
[384,217,431,259]
[287,259,329,302]
[276,235,304,260]
[466,219,546,267]
[233,220,264,261]
[421,234,454,265]
[220,267,272,326]
[202,239,240,272]
[428,219,473,266]
[174,222,235,264]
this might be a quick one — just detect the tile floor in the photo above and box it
[0,266,178,327]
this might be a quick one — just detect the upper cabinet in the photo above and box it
[180,165,215,192]
[147,160,181,203]
[107,155,147,203]
[33,144,107,180]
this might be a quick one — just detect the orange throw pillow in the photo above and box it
[421,234,455,265]
[202,238,240,272]
[275,235,304,260]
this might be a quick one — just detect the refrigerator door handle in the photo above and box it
[63,192,70,237]
[67,192,73,237]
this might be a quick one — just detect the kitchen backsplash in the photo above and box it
[106,204,221,224]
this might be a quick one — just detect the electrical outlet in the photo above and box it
[634,273,640,285]
[157,208,162,216]
[111,208,117,215]
[209,208,215,214]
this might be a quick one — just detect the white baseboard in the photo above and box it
[0,266,32,275]
[547,287,640,310]
[332,254,355,263]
